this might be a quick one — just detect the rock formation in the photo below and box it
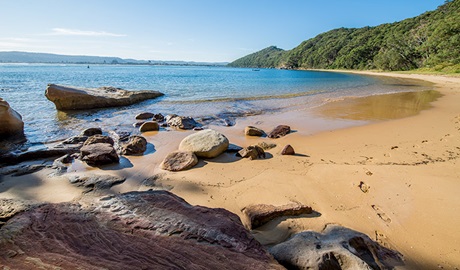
[135,112,154,120]
[83,134,114,146]
[45,84,164,110]
[267,125,291,138]
[237,145,266,160]
[166,114,198,130]
[160,151,198,171]
[281,144,295,155]
[179,129,229,158]
[139,121,159,132]
[242,203,313,229]
[0,98,25,140]
[245,126,265,136]
[80,143,119,166]
[120,135,147,155]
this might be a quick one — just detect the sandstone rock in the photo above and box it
[62,135,88,144]
[68,174,126,191]
[45,84,164,110]
[226,143,244,153]
[139,121,159,132]
[80,127,102,136]
[237,145,266,160]
[245,126,265,136]
[179,129,229,158]
[0,98,25,139]
[269,224,402,270]
[160,151,198,171]
[267,125,291,139]
[0,191,283,269]
[258,141,277,150]
[281,144,295,155]
[0,146,81,165]
[167,114,198,130]
[135,112,154,120]
[83,134,114,146]
[121,135,147,155]
[242,203,312,229]
[80,143,119,166]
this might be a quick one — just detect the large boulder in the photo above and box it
[0,98,24,139]
[120,135,147,155]
[160,151,198,171]
[0,191,283,269]
[166,114,198,130]
[269,224,402,270]
[45,84,164,110]
[179,129,229,158]
[80,143,119,166]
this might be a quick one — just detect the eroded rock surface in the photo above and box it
[242,203,312,229]
[166,114,198,130]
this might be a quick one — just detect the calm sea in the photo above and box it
[0,64,428,145]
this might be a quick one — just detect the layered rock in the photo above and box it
[0,98,25,140]
[179,129,229,158]
[0,191,283,269]
[160,151,198,171]
[45,84,164,110]
[242,203,313,229]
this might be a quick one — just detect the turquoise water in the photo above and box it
[0,64,428,144]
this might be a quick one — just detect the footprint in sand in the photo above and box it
[359,181,370,193]
[371,205,391,223]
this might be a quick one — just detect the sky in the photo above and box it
[0,0,446,62]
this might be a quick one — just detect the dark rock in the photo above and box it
[267,125,291,139]
[81,127,102,137]
[269,224,403,270]
[0,98,25,140]
[223,118,234,126]
[245,126,265,136]
[160,151,198,171]
[242,203,313,229]
[4,164,48,177]
[0,191,283,269]
[121,135,147,155]
[179,129,229,158]
[45,84,164,110]
[109,130,131,142]
[133,121,145,128]
[68,174,126,190]
[80,143,119,166]
[0,146,81,165]
[62,135,88,144]
[258,142,277,150]
[226,143,243,153]
[83,134,114,146]
[237,145,266,160]
[153,113,165,122]
[55,154,73,164]
[135,112,154,120]
[281,144,295,155]
[166,115,198,130]
[193,126,204,131]
[139,121,159,132]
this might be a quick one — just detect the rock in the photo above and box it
[226,143,244,153]
[237,145,266,160]
[281,144,295,155]
[0,98,25,139]
[245,126,265,137]
[121,135,147,155]
[109,130,131,142]
[167,115,198,130]
[133,121,145,128]
[242,203,312,229]
[139,121,159,132]
[0,146,81,165]
[80,143,119,166]
[269,224,402,270]
[193,126,204,131]
[0,191,283,269]
[83,134,114,146]
[153,113,165,122]
[258,142,277,150]
[135,112,154,120]
[45,84,164,110]
[80,127,102,136]
[160,151,198,171]
[179,129,229,158]
[0,198,40,227]
[62,135,88,144]
[68,174,126,191]
[267,125,291,139]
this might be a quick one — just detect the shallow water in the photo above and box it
[0,64,432,145]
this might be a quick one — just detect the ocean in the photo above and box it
[0,64,430,145]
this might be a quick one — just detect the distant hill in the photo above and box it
[229,0,460,72]
[0,51,227,66]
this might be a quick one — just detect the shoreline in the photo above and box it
[1,71,459,269]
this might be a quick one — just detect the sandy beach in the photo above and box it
[1,71,459,269]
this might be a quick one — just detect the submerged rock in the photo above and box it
[267,125,291,139]
[160,151,198,171]
[45,84,164,110]
[0,98,25,140]
[242,203,312,229]
[179,129,229,158]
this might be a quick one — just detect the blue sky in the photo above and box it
[0,0,445,62]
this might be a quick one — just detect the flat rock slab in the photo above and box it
[0,191,283,269]
[45,84,164,110]
[68,174,126,191]
[242,203,312,229]
[179,129,229,158]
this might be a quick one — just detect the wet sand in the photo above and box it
[1,71,459,269]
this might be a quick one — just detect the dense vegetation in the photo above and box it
[229,0,460,72]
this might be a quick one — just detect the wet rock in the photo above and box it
[0,146,81,165]
[153,113,165,122]
[160,151,198,171]
[109,130,131,142]
[179,129,229,158]
[135,112,154,120]
[0,191,283,269]
[5,164,48,177]
[80,127,102,137]
[166,114,198,130]
[139,121,159,132]
[133,121,145,128]
[267,125,291,139]
[68,174,126,190]
[269,224,402,270]
[258,142,277,150]
[62,135,88,144]
[237,145,266,160]
[0,98,25,140]
[242,203,313,229]
[83,134,115,146]
[245,126,265,137]
[281,144,295,155]
[80,143,119,166]
[121,135,147,155]
[45,84,164,110]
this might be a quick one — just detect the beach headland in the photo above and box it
[1,71,459,269]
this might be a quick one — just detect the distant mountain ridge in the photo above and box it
[229,0,460,72]
[0,51,227,66]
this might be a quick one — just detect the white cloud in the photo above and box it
[50,28,126,37]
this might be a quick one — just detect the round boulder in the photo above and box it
[80,143,119,166]
[139,121,159,132]
[179,129,229,158]
[81,127,102,137]
[160,151,198,171]
[0,98,25,139]
[121,135,147,155]
[135,112,154,120]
